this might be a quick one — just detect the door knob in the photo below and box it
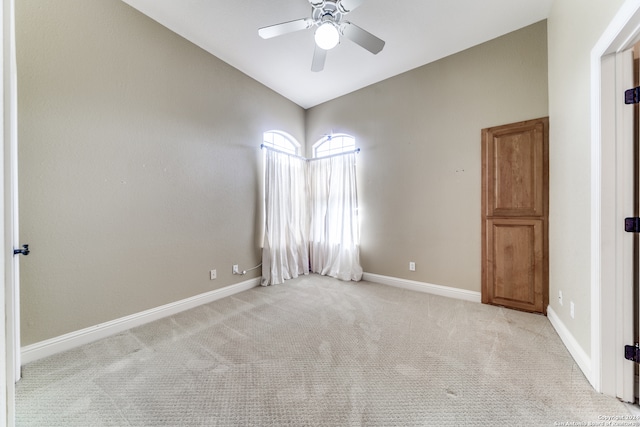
[13,244,29,256]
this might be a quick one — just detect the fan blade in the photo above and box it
[338,0,365,13]
[340,21,385,54]
[258,18,314,39]
[311,45,327,72]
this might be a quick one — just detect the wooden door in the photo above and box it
[482,117,549,314]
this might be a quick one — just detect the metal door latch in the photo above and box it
[13,244,29,256]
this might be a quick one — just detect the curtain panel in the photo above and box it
[261,148,362,286]
[261,149,309,286]
[308,153,363,281]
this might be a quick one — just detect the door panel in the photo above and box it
[484,120,547,217]
[485,218,544,313]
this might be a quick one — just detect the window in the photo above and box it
[263,130,301,156]
[312,134,356,158]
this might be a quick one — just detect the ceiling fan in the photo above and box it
[258,0,385,72]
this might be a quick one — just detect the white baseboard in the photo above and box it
[547,305,592,383]
[362,272,481,303]
[21,278,261,365]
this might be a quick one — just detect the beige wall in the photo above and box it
[546,0,626,353]
[19,0,626,362]
[306,21,549,292]
[16,0,305,345]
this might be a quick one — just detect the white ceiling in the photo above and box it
[121,0,553,109]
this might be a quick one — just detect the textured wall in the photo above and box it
[306,21,549,293]
[16,0,305,345]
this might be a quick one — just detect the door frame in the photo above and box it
[592,0,640,400]
[0,0,17,424]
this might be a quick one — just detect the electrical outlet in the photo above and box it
[409,261,416,271]
[570,301,575,319]
[558,290,563,306]
[233,265,239,274]
[210,269,217,280]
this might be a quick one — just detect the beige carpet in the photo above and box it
[16,275,634,426]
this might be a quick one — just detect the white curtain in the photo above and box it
[261,149,309,286]
[262,148,362,286]
[308,153,363,281]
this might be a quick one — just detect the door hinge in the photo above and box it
[625,86,640,104]
[625,344,640,363]
[625,217,640,233]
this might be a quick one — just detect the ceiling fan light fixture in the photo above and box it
[314,22,340,50]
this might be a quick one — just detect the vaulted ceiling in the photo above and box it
[121,0,553,109]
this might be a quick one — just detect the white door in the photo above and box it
[7,27,19,383]
[593,0,640,401]
[7,25,19,380]
[3,0,18,424]
[617,48,635,403]
[599,48,635,402]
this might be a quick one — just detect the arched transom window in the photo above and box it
[262,130,301,156]
[313,134,356,158]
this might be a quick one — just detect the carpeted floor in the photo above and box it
[16,275,636,426]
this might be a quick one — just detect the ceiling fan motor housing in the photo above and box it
[312,1,344,27]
